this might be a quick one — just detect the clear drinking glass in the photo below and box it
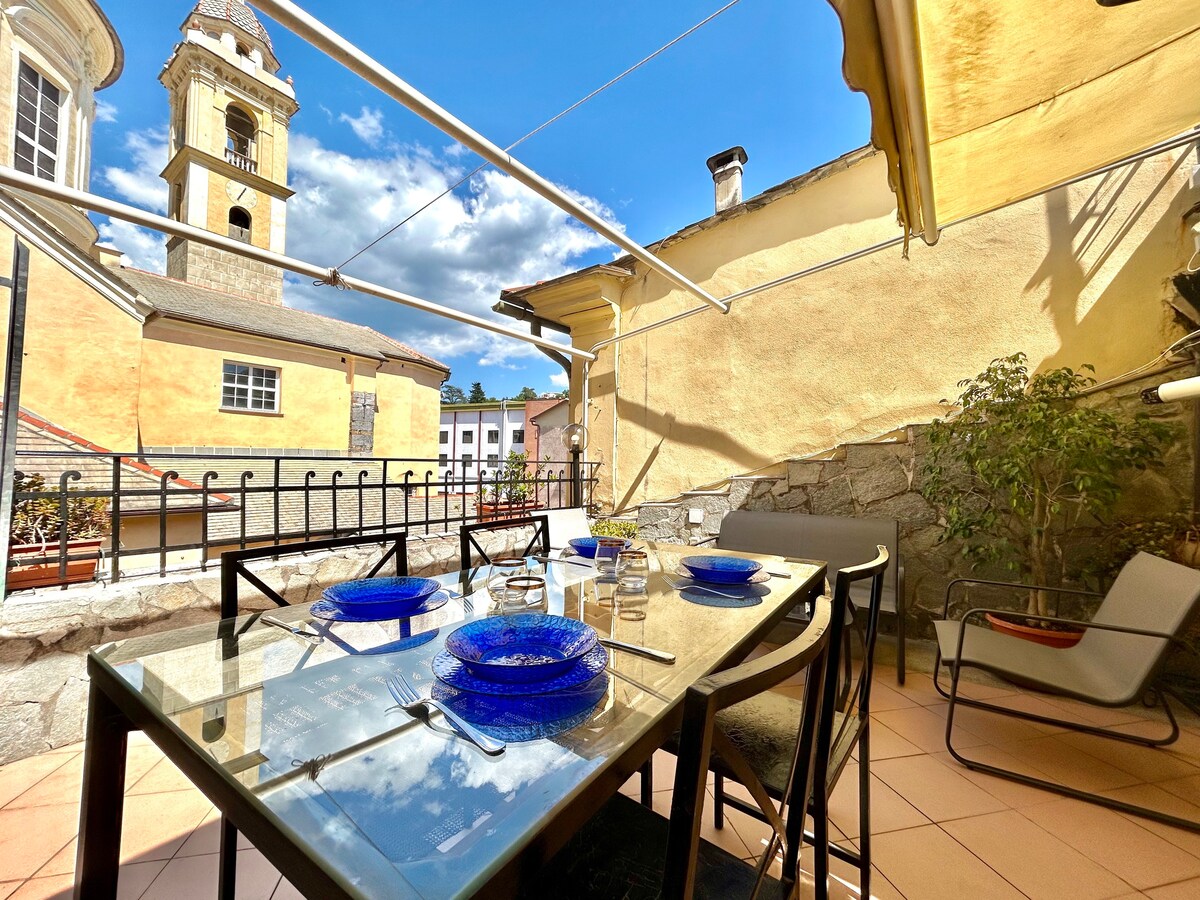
[502,575,546,610]
[595,538,627,577]
[617,550,648,594]
[486,557,526,604]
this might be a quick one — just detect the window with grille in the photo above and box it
[512,429,526,444]
[486,453,499,466]
[222,362,279,412]
[487,430,499,444]
[15,61,61,181]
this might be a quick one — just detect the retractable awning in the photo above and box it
[828,0,1200,244]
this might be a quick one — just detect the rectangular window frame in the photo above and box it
[461,430,474,443]
[461,453,473,469]
[486,453,499,467]
[438,453,448,467]
[487,430,499,444]
[14,59,64,183]
[439,430,448,444]
[220,360,281,414]
[512,429,526,444]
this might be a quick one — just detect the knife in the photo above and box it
[261,615,325,645]
[532,555,594,569]
[599,637,675,664]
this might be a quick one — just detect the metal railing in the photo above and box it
[5,450,597,592]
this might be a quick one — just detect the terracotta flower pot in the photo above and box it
[984,611,1084,649]
[8,538,102,590]
[477,501,542,524]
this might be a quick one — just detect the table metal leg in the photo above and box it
[219,815,238,899]
[75,682,130,899]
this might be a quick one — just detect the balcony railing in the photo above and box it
[6,450,598,592]
[225,147,257,175]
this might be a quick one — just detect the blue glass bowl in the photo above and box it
[443,614,598,684]
[322,577,442,616]
[431,673,608,742]
[680,555,763,584]
[310,591,449,623]
[433,645,607,695]
[568,536,632,559]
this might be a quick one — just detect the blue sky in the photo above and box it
[91,0,871,398]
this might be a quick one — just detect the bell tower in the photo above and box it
[161,1,298,305]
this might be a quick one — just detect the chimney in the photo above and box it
[706,146,748,213]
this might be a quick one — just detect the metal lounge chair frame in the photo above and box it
[458,513,550,569]
[934,552,1200,832]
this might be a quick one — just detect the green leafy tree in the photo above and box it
[468,382,488,403]
[440,384,467,404]
[514,386,538,401]
[921,353,1175,618]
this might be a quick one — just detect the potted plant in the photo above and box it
[922,354,1175,647]
[9,473,110,589]
[478,451,545,522]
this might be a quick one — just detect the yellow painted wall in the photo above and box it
[373,362,444,460]
[203,168,273,250]
[0,225,143,449]
[527,149,1198,511]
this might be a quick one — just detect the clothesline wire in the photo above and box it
[332,0,744,272]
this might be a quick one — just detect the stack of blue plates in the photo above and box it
[311,576,449,622]
[675,555,770,608]
[431,614,608,741]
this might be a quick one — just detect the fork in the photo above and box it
[663,577,744,600]
[384,672,505,755]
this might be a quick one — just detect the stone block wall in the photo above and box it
[638,370,1194,641]
[0,526,531,765]
[167,237,284,305]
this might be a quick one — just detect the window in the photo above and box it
[439,430,448,444]
[170,183,183,222]
[228,207,251,243]
[512,429,526,444]
[236,42,251,58]
[222,362,279,412]
[225,104,255,159]
[486,453,499,466]
[461,453,473,468]
[438,453,448,466]
[461,430,474,443]
[487,430,499,444]
[15,61,61,181]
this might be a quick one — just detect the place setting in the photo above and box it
[665,555,773,608]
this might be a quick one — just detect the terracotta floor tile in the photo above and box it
[0,753,78,810]
[873,754,1009,823]
[175,808,254,858]
[827,762,930,837]
[1054,732,1200,785]
[0,803,79,882]
[271,879,304,900]
[795,847,906,900]
[1146,878,1200,898]
[118,860,168,900]
[32,839,74,879]
[8,744,159,810]
[651,791,749,859]
[716,780,846,843]
[874,705,988,754]
[140,851,278,900]
[0,884,16,900]
[126,756,195,796]
[929,748,1061,809]
[931,700,1061,743]
[889,672,947,707]
[1100,782,1200,856]
[979,693,1077,733]
[119,789,213,864]
[867,682,919,712]
[646,749,711,792]
[5,873,73,900]
[996,735,1144,794]
[945,809,1135,899]
[1042,696,1158,729]
[871,823,1026,900]
[863,720,923,760]
[1021,798,1200,890]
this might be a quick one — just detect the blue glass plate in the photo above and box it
[444,614,598,683]
[680,555,763,584]
[680,585,767,609]
[432,644,607,695]
[567,536,631,559]
[310,591,450,622]
[430,672,608,742]
[322,576,442,610]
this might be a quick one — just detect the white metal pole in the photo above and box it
[250,0,729,315]
[0,165,596,361]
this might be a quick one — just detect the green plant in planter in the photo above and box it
[10,473,110,547]
[592,519,638,539]
[483,451,544,506]
[921,353,1175,620]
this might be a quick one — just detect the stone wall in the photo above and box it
[638,370,1194,640]
[166,237,284,305]
[0,526,531,765]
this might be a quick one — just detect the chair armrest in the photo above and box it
[692,535,718,546]
[953,607,1198,655]
[942,577,1102,619]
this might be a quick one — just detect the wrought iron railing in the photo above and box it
[5,450,598,592]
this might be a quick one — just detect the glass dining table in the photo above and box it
[74,542,826,899]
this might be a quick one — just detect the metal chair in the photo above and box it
[459,514,550,569]
[214,531,408,897]
[700,546,890,899]
[520,596,834,899]
[935,551,1200,832]
[543,506,592,550]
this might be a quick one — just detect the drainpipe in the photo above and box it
[499,399,507,468]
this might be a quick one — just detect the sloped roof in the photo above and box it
[191,0,273,51]
[117,268,449,373]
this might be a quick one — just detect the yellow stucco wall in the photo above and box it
[0,226,143,449]
[530,149,1198,511]
[374,362,444,460]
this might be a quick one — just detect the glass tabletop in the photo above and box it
[91,543,825,899]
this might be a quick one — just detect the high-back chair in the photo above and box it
[936,551,1200,831]
[543,506,592,551]
[521,596,834,899]
[459,514,550,570]
[705,546,890,899]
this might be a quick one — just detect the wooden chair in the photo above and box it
[936,551,1200,831]
[459,514,550,569]
[520,596,834,899]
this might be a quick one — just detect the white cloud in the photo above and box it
[338,106,385,147]
[94,100,118,124]
[96,219,167,273]
[100,128,168,212]
[550,371,569,388]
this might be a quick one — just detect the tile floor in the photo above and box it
[2,667,1200,898]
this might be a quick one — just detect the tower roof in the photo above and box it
[190,0,273,51]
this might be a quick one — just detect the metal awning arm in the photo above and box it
[250,0,728,315]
